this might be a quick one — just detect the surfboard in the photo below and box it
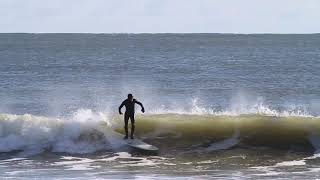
[112,132,159,152]
[125,138,159,151]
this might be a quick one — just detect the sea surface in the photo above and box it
[0,33,320,179]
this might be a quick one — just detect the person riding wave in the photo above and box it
[119,94,145,139]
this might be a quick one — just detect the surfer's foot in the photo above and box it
[130,136,134,139]
[124,136,128,139]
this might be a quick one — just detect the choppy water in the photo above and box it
[0,33,320,179]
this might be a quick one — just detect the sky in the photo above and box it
[0,0,319,33]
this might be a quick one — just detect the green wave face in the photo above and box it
[113,114,320,151]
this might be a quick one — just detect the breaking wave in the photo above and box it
[0,110,110,155]
[0,107,320,156]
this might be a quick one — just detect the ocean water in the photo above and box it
[0,33,320,179]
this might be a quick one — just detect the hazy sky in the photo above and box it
[1,0,319,33]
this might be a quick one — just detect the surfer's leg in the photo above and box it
[124,114,129,139]
[130,115,135,139]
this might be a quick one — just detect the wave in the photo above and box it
[0,110,111,155]
[0,109,320,156]
[113,113,320,152]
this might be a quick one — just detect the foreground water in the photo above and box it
[0,34,320,179]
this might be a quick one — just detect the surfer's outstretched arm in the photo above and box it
[135,100,145,113]
[119,100,125,114]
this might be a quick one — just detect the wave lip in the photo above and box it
[149,99,318,117]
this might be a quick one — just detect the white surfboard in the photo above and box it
[125,138,159,151]
[112,132,159,152]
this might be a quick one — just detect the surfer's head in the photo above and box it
[128,94,133,101]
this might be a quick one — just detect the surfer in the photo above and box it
[119,94,145,139]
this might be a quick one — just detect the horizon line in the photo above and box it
[1,32,320,35]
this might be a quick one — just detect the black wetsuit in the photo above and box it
[119,99,144,138]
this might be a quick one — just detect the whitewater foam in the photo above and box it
[275,160,306,167]
[0,109,112,154]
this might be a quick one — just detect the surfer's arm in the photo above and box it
[135,100,145,113]
[119,100,125,115]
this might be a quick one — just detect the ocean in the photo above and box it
[0,33,320,179]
